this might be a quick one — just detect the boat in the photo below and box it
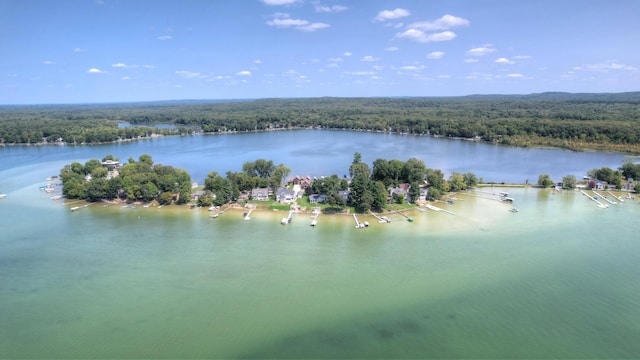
[0,193,6,199]
[50,195,62,200]
[509,207,519,213]
[70,206,80,211]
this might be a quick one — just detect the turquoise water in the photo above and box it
[2,185,640,358]
[2,133,640,358]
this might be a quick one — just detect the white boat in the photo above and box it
[70,206,80,211]
[0,194,6,199]
[50,195,62,200]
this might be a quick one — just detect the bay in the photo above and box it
[1,131,639,358]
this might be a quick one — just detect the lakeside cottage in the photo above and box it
[389,183,412,203]
[275,187,296,204]
[251,188,270,201]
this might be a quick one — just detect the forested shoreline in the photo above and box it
[2,92,640,153]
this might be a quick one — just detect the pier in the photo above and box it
[425,204,456,216]
[369,211,391,223]
[281,210,294,225]
[353,214,368,228]
[607,191,624,203]
[593,191,617,205]
[396,211,413,222]
[310,209,320,226]
[580,190,608,208]
[243,203,256,220]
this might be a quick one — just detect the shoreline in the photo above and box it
[3,127,639,156]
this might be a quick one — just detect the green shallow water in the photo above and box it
[2,184,640,358]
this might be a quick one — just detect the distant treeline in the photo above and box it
[2,93,640,152]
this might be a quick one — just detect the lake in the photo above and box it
[1,131,639,358]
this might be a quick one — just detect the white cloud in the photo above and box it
[176,70,205,79]
[328,57,343,62]
[375,8,410,22]
[253,60,262,64]
[506,73,524,78]
[409,14,469,31]
[396,29,456,43]
[298,22,330,31]
[87,68,106,74]
[385,46,399,52]
[43,60,55,65]
[573,61,638,72]
[360,55,380,62]
[399,65,424,71]
[427,51,445,59]
[157,35,173,41]
[464,58,479,63]
[236,70,252,76]
[465,72,494,80]
[261,0,299,5]
[495,57,515,64]
[343,71,376,76]
[466,45,496,56]
[513,55,531,59]
[343,52,352,57]
[315,4,348,13]
[121,76,130,80]
[437,75,451,79]
[111,63,154,69]
[73,48,86,52]
[266,13,329,32]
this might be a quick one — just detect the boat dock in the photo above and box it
[607,191,624,202]
[396,211,413,222]
[424,204,455,215]
[310,210,320,226]
[353,214,368,228]
[369,211,391,223]
[281,210,294,225]
[593,191,617,205]
[580,190,608,208]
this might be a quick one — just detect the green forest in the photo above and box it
[3,92,640,153]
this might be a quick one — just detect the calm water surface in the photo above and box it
[1,131,639,358]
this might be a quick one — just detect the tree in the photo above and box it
[84,159,102,175]
[463,172,478,188]
[371,181,389,211]
[402,158,426,183]
[348,173,372,212]
[138,154,154,166]
[448,172,466,192]
[426,168,446,192]
[408,181,421,203]
[538,174,554,188]
[562,175,577,189]
[349,152,370,178]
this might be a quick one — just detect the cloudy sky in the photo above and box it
[1,0,639,104]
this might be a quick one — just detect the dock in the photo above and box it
[281,210,294,225]
[424,204,456,215]
[353,214,368,228]
[593,191,617,205]
[396,211,413,222]
[310,212,320,226]
[243,208,253,220]
[369,211,391,223]
[607,191,624,203]
[580,190,608,208]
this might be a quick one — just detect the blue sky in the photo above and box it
[1,0,639,104]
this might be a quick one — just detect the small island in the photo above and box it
[60,152,640,215]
